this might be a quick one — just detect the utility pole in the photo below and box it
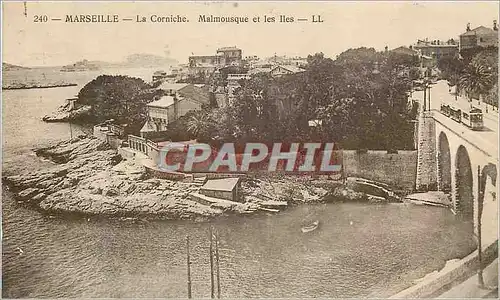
[215,231,221,299]
[209,227,215,299]
[428,85,431,110]
[186,236,192,299]
[477,165,485,288]
[423,85,427,111]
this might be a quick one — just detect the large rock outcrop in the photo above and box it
[4,136,392,220]
[42,101,92,123]
[3,136,245,220]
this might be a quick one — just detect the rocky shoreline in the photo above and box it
[42,101,92,123]
[3,136,399,221]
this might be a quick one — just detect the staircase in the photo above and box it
[192,176,207,186]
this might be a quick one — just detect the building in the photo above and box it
[287,57,308,68]
[169,65,189,81]
[152,70,168,83]
[158,82,190,96]
[459,21,498,51]
[200,178,241,202]
[141,84,209,135]
[93,120,128,149]
[248,67,273,75]
[216,46,243,66]
[243,55,259,68]
[391,46,419,56]
[226,73,251,106]
[188,46,243,76]
[269,65,305,77]
[413,39,459,61]
[188,54,221,76]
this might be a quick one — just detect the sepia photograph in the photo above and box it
[1,1,499,298]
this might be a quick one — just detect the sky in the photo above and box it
[2,1,499,67]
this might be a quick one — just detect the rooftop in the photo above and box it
[391,46,419,55]
[248,67,272,75]
[189,54,218,58]
[274,65,306,73]
[177,84,210,105]
[157,82,190,91]
[460,26,497,36]
[140,119,157,133]
[217,46,241,52]
[201,178,240,192]
[147,96,175,108]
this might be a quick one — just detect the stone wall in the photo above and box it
[390,241,498,298]
[341,150,417,191]
[106,133,121,149]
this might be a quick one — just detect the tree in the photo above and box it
[437,56,464,78]
[485,83,498,108]
[77,75,161,132]
[459,62,494,103]
[184,48,418,150]
[186,110,217,141]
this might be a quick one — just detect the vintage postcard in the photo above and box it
[2,1,499,298]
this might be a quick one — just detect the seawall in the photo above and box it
[390,240,498,298]
[341,150,417,191]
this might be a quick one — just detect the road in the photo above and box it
[412,80,498,160]
[437,259,498,298]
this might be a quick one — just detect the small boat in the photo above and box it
[301,220,320,233]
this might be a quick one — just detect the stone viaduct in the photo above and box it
[416,109,498,246]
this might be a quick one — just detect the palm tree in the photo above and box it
[459,62,494,106]
[187,112,211,138]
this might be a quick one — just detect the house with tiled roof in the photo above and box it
[188,46,243,76]
[157,82,190,96]
[459,21,498,51]
[412,39,459,61]
[391,46,419,56]
[216,46,242,66]
[141,84,210,135]
[269,65,305,77]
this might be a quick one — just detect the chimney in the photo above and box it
[494,20,498,31]
[466,23,471,31]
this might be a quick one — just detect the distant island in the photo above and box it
[60,54,179,72]
[3,62,77,90]
[2,62,30,71]
[2,53,178,89]
[61,59,101,72]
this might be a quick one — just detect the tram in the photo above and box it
[440,104,484,130]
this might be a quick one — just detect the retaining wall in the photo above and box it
[390,241,498,298]
[341,150,418,191]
